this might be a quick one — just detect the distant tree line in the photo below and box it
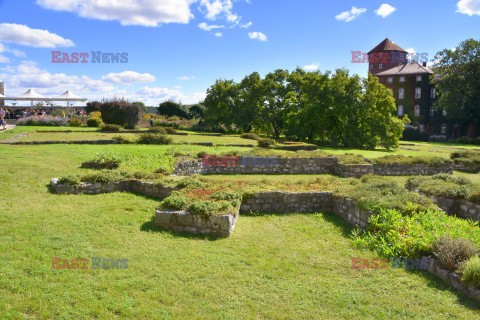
[203,68,405,149]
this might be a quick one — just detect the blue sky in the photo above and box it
[0,0,479,106]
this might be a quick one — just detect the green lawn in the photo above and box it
[0,142,479,318]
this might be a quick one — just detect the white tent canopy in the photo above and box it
[0,89,87,107]
[0,93,5,98]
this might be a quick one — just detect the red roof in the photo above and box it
[368,38,407,54]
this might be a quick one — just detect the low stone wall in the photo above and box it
[331,196,374,228]
[427,257,480,302]
[406,187,480,223]
[2,139,121,145]
[239,191,372,229]
[154,210,238,237]
[173,156,454,177]
[240,191,332,214]
[50,178,176,199]
[334,164,374,178]
[374,163,453,176]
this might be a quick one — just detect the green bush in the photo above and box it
[68,118,83,127]
[137,133,173,145]
[99,98,143,129]
[153,119,181,129]
[402,126,430,142]
[240,133,259,140]
[257,138,276,148]
[80,170,126,183]
[432,237,478,271]
[99,124,122,132]
[462,256,480,287]
[158,100,189,118]
[148,127,167,134]
[450,150,480,171]
[112,135,134,144]
[164,127,177,134]
[176,177,205,189]
[161,195,189,210]
[211,190,241,201]
[352,208,480,258]
[336,154,368,165]
[87,117,104,127]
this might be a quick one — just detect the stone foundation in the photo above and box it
[154,210,238,237]
[50,178,176,199]
[173,156,453,177]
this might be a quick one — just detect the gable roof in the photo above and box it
[368,38,407,54]
[375,60,434,76]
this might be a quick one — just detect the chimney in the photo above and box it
[422,62,427,67]
[0,82,4,108]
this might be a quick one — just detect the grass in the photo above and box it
[1,133,480,317]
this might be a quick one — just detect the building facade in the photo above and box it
[369,38,458,137]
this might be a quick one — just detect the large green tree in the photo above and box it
[432,39,480,130]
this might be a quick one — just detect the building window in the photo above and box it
[430,106,434,116]
[399,88,404,99]
[387,77,393,83]
[399,76,405,82]
[416,75,422,81]
[379,64,383,69]
[370,65,373,70]
[442,109,447,117]
[431,88,436,98]
[398,105,404,116]
[415,87,421,99]
[441,123,447,134]
[414,105,421,117]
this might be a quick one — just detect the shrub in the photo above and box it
[164,127,177,134]
[99,124,122,132]
[57,175,81,185]
[371,155,450,166]
[87,117,104,127]
[450,150,480,171]
[432,237,478,271]
[81,159,119,170]
[240,132,259,140]
[148,127,167,134]
[17,116,68,126]
[188,200,236,216]
[80,170,126,183]
[176,177,205,189]
[161,195,189,210]
[90,111,102,118]
[402,126,430,142]
[352,208,480,258]
[457,136,480,146]
[211,190,241,201]
[112,135,134,144]
[153,119,181,129]
[462,256,480,287]
[257,138,276,148]
[68,118,83,127]
[86,101,101,113]
[137,133,173,145]
[99,98,142,129]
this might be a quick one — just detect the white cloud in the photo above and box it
[103,71,155,84]
[375,4,396,18]
[335,7,367,22]
[198,22,224,31]
[0,23,74,48]
[406,48,415,54]
[457,0,480,16]
[178,75,195,80]
[304,63,320,70]
[248,31,267,41]
[36,0,194,27]
[0,60,116,96]
[0,55,10,63]
[215,32,222,37]
[133,87,206,104]
[200,0,233,20]
[240,22,252,28]
[227,13,239,23]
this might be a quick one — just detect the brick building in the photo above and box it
[369,38,457,137]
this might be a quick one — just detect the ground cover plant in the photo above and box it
[406,173,480,204]
[0,141,479,317]
[450,150,480,171]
